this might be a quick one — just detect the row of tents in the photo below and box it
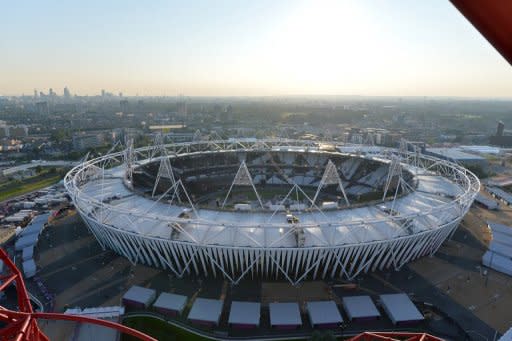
[14,212,51,278]
[122,285,424,329]
[483,222,512,277]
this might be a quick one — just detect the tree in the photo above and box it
[50,129,70,143]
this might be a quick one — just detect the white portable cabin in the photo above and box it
[234,203,251,211]
[269,302,302,329]
[228,301,261,328]
[122,286,156,308]
[321,202,338,210]
[379,293,424,325]
[306,301,343,328]
[342,296,381,321]
[152,292,187,316]
[187,298,223,326]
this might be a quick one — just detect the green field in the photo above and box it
[122,316,212,341]
[0,172,64,202]
[121,315,338,341]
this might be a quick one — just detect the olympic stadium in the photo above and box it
[64,138,479,285]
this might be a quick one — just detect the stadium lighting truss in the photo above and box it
[65,138,479,286]
[0,249,155,341]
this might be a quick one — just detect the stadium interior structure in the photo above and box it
[65,138,479,285]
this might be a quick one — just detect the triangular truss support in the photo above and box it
[123,138,135,184]
[222,161,263,208]
[382,155,414,210]
[152,156,179,200]
[312,160,350,206]
[192,129,202,141]
[267,183,329,223]
[145,179,198,218]
[149,133,165,161]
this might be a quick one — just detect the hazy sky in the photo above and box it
[2,0,511,97]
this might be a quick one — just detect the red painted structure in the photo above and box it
[450,0,512,65]
[348,332,444,341]
[0,248,155,341]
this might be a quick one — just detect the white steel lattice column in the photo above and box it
[222,161,263,208]
[313,160,350,206]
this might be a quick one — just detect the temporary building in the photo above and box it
[228,301,261,328]
[342,296,380,321]
[474,194,499,210]
[152,292,187,316]
[20,213,50,237]
[15,233,39,251]
[269,302,302,329]
[66,306,125,319]
[488,222,512,237]
[379,293,424,325]
[122,286,156,308]
[483,251,512,276]
[187,298,223,326]
[306,301,343,328]
[22,246,34,262]
[484,222,512,277]
[22,259,37,278]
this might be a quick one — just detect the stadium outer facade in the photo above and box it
[65,139,479,285]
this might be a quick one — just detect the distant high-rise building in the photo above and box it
[101,89,106,97]
[119,92,123,97]
[72,132,105,150]
[490,121,512,146]
[497,121,505,137]
[49,88,56,97]
[120,99,129,113]
[33,89,38,99]
[176,95,187,116]
[36,101,49,115]
[64,86,71,99]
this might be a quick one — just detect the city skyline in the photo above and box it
[1,0,512,98]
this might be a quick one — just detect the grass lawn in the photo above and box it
[122,316,213,341]
[0,173,64,202]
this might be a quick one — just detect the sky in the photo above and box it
[1,0,511,97]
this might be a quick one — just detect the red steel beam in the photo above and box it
[451,0,512,65]
[0,248,155,341]
[347,331,444,341]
